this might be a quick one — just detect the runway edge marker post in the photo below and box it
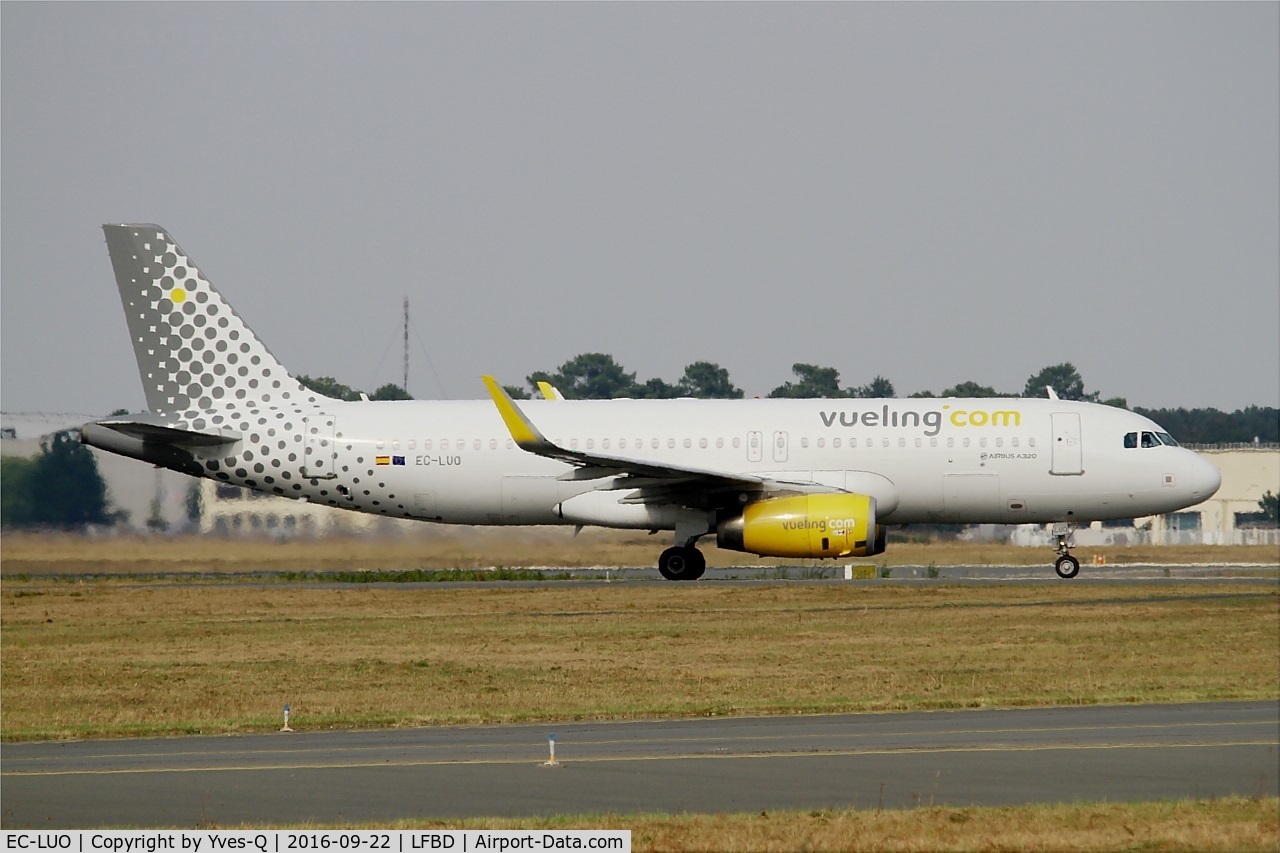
[542,732,561,767]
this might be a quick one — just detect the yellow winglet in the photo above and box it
[537,380,565,401]
[482,375,548,448]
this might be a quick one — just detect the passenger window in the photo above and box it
[683,438,691,449]
[947,438,954,448]
[376,440,385,450]
[393,440,400,451]
[667,438,675,449]
[602,438,610,450]
[1012,437,1019,448]
[800,437,809,449]
[716,438,724,449]
[817,437,825,449]
[1124,432,1138,449]
[425,439,433,451]
[930,438,937,448]
[652,438,660,450]
[699,438,708,449]
[833,437,842,449]
[915,438,922,448]
[506,439,513,450]
[489,439,497,450]
[440,439,448,450]
[733,437,741,449]
[586,438,594,450]
[1028,437,1036,448]
[473,439,481,451]
[882,438,890,448]
[980,437,987,448]
[571,439,579,449]
[898,438,906,448]
[963,438,970,448]
[408,439,416,450]
[995,437,1003,448]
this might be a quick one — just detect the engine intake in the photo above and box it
[717,493,883,559]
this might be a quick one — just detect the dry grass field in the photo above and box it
[3,578,1275,740]
[2,530,1276,575]
[372,798,1280,852]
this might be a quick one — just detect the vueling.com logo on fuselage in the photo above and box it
[818,404,1022,437]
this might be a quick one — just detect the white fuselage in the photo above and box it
[304,396,1220,529]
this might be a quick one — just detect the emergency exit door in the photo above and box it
[772,431,789,463]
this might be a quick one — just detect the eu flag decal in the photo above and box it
[392,456,406,466]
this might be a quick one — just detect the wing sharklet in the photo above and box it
[482,375,556,452]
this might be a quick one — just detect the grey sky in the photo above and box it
[3,2,1277,416]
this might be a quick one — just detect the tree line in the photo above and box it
[296,358,1277,445]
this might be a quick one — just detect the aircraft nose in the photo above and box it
[1184,452,1221,502]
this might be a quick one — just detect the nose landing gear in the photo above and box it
[1054,553,1080,579]
[1052,523,1080,578]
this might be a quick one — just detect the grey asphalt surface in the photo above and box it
[3,701,1276,828]
[10,562,1273,589]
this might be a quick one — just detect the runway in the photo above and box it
[3,701,1276,828]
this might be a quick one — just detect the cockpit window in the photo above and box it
[1126,430,1178,449]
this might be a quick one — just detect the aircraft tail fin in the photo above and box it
[101,224,318,414]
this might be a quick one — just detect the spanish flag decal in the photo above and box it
[376,456,391,466]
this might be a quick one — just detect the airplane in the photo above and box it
[82,224,1222,580]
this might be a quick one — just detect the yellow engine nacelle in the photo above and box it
[716,493,881,559]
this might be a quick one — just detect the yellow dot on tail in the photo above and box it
[171,288,187,304]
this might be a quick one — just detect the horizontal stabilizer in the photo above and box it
[91,414,241,447]
[80,417,233,477]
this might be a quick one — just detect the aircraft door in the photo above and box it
[302,415,337,479]
[1050,413,1083,475]
[772,431,789,463]
[747,431,762,463]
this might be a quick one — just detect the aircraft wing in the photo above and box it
[482,376,833,509]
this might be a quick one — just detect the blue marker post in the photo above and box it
[281,703,293,732]
[542,732,560,767]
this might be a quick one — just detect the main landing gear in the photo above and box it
[1052,524,1080,579]
[658,545,706,581]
